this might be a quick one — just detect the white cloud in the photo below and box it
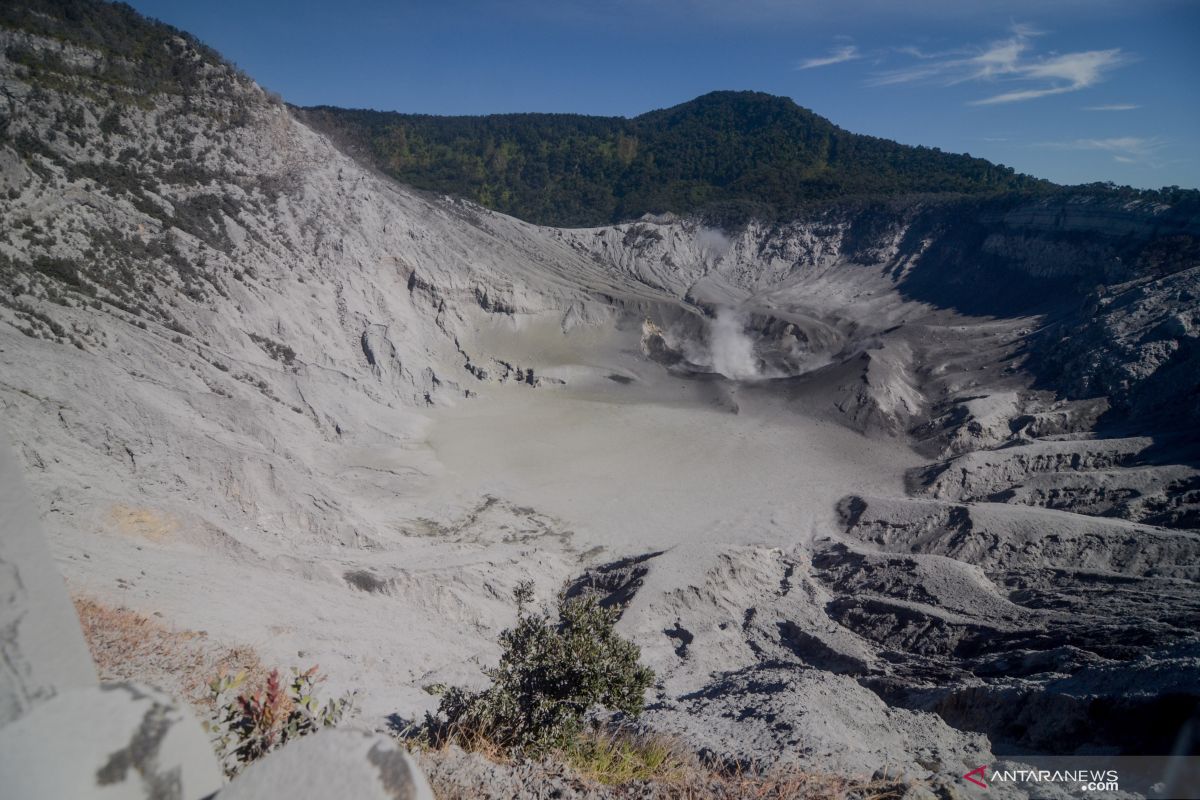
[1038,136,1167,165]
[1008,21,1046,38]
[970,39,1028,80]
[869,36,1030,87]
[972,48,1126,105]
[798,45,861,70]
[1084,103,1140,111]
[872,26,1129,105]
[894,45,967,60]
[1059,136,1161,152]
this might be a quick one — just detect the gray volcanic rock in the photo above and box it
[0,427,95,725]
[0,682,222,800]
[1037,264,1200,431]
[216,730,433,800]
[646,665,991,777]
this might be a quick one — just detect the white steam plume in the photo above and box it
[709,307,761,380]
[696,227,732,261]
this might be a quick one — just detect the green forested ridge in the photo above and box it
[298,92,1053,227]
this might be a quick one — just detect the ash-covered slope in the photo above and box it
[2,0,1198,789]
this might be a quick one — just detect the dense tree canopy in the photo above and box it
[299,91,1052,227]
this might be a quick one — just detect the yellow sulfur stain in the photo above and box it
[107,505,179,542]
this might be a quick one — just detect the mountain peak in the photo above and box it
[300,92,1046,227]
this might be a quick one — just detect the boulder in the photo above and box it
[0,682,223,800]
[217,729,433,800]
[0,427,96,725]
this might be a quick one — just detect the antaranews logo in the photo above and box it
[963,765,987,789]
[962,765,1120,793]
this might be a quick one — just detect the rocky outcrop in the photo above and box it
[215,731,433,800]
[0,682,223,800]
[0,427,95,725]
[1035,264,1200,430]
[832,492,1200,753]
[651,665,991,776]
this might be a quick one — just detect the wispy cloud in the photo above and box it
[1038,136,1167,165]
[974,48,1126,105]
[1008,22,1046,38]
[894,45,969,61]
[798,45,861,70]
[869,36,1030,88]
[871,25,1129,105]
[1083,103,1140,111]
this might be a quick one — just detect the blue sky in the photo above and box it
[127,0,1199,189]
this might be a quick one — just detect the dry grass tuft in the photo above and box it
[73,595,265,710]
[560,729,691,786]
[415,726,910,800]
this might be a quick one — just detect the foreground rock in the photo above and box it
[0,682,222,800]
[0,428,95,724]
[216,730,433,800]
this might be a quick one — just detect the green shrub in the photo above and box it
[204,665,356,777]
[30,255,82,287]
[431,582,654,756]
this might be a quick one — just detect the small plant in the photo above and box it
[429,582,654,757]
[205,665,356,776]
[560,729,689,785]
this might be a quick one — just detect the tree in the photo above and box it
[433,582,655,756]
